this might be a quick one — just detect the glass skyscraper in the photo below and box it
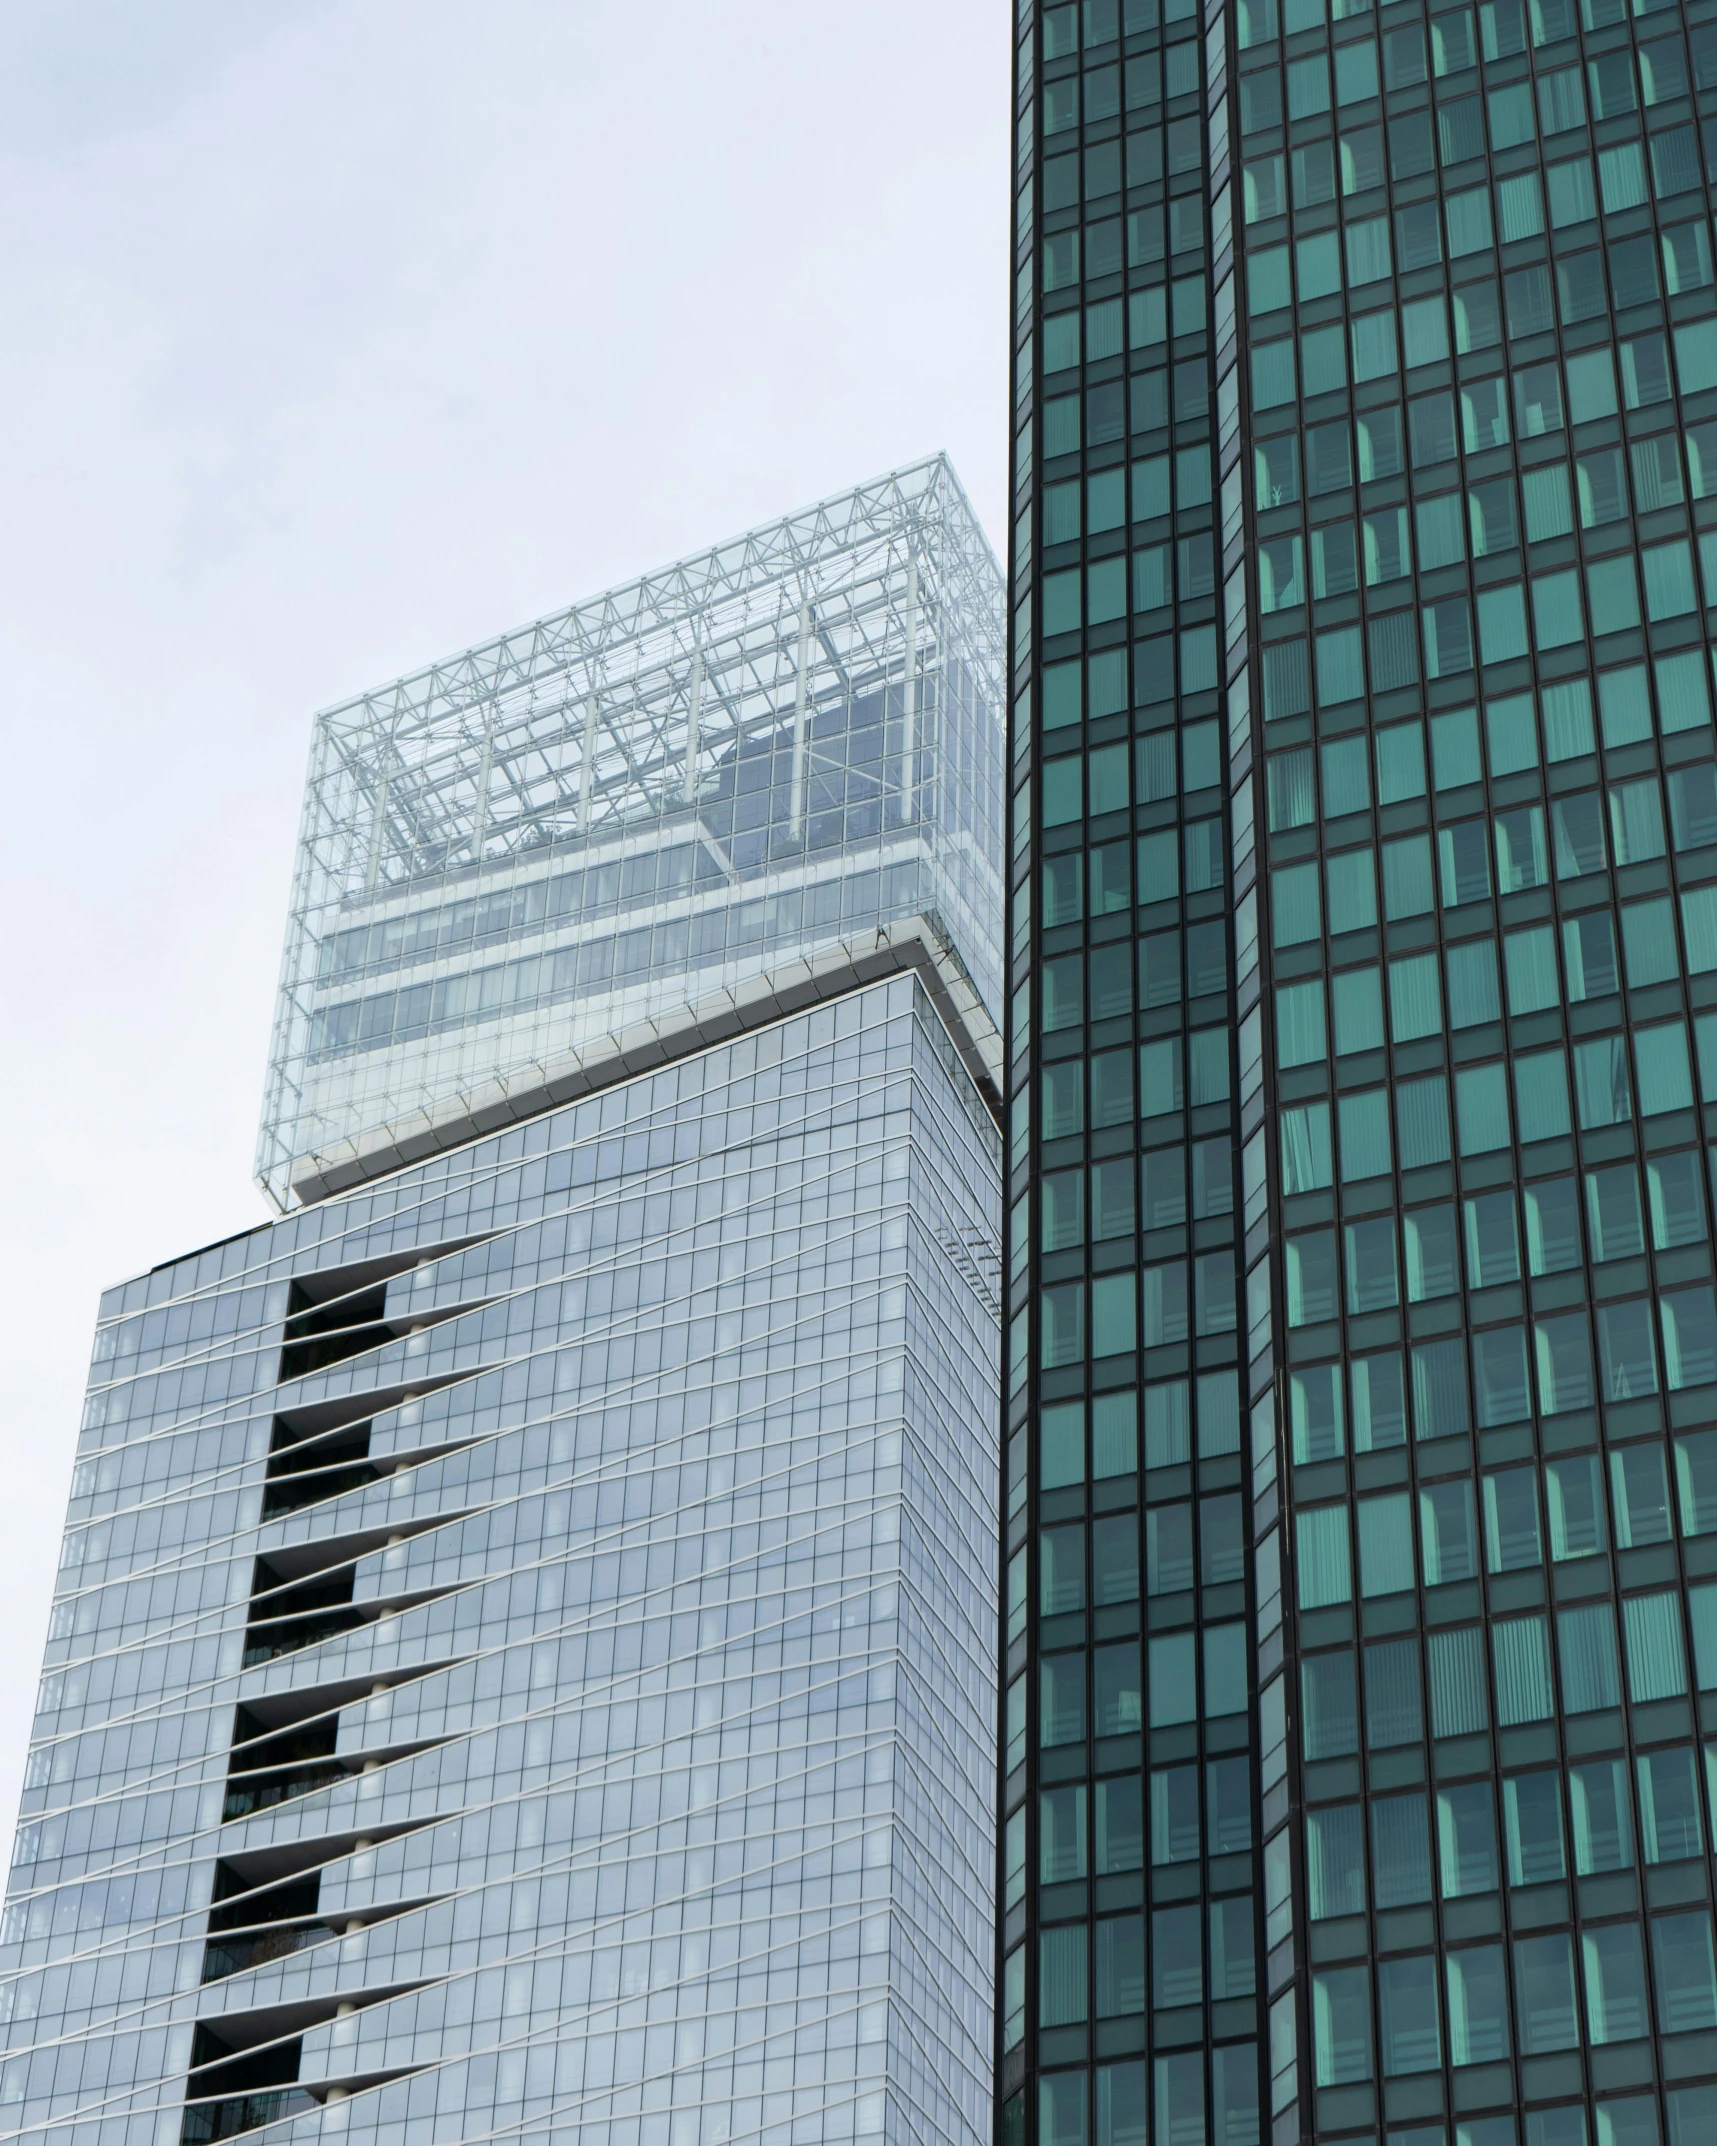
[1,460,1008,2146]
[1005,1,1717,2144]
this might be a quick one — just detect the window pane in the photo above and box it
[1379,1954,1441,2074]
[1437,1780,1499,1895]
[1571,1759,1639,1879]
[1652,1910,1717,2034]
[1583,1922,1649,2044]
[1514,1933,1580,2053]
[1504,1771,1566,1886]
[1371,1791,1432,1904]
[1638,1748,1704,1865]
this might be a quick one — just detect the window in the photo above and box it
[1437,1779,1499,1894]
[1365,1639,1425,1759]
[1485,1470,1541,1572]
[1547,1454,1606,1560]
[1514,1933,1580,2053]
[1558,1601,1621,1713]
[1638,1748,1703,1865]
[1372,1791,1432,1902]
[1583,1924,1649,2045]
[1447,1947,1509,2065]
[1313,1966,1374,2085]
[1504,1771,1565,1885]
[1652,1910,1717,2034]
[1570,1758,1632,1874]
[1420,1480,1479,1586]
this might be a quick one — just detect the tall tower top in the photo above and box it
[256,456,1005,1210]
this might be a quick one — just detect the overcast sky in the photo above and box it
[0,0,1008,1866]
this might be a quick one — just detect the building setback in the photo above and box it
[1,461,1007,2146]
[1003,1,1717,2143]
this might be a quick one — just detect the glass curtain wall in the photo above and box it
[1004,0,1717,2141]
[3,977,1001,2146]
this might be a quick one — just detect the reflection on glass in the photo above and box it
[1404,1204,1459,1299]
[1545,1455,1606,1561]
[1524,1177,1581,1274]
[1041,1786,1089,1881]
[1484,1469,1542,1572]
[1504,1771,1566,1886]
[1569,1759,1633,1874]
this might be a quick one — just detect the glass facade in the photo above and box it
[257,457,1005,1213]
[1004,0,1717,2142]
[0,475,1008,2146]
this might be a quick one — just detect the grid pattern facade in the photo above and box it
[2,973,1001,2146]
[256,459,1005,1212]
[1004,0,1717,2143]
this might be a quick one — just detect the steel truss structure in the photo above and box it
[257,456,1005,1211]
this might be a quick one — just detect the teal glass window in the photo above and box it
[1558,1602,1622,1713]
[1652,1911,1717,2035]
[1638,1748,1703,1864]
[1504,930,1557,1016]
[1571,1758,1633,1874]
[1372,1792,1432,1906]
[1437,1778,1499,1892]
[1485,1470,1542,1571]
[1514,1934,1580,2053]
[1583,1924,1649,2045]
[1504,1771,1565,1885]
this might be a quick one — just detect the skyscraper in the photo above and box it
[2,459,1007,2146]
[1005,2,1717,2144]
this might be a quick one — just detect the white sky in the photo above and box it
[0,0,1008,1868]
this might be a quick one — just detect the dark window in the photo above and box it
[1127,127,1165,187]
[1244,70,1279,136]
[1577,448,1627,528]
[1046,395,1082,458]
[1397,200,1444,270]
[1187,922,1228,998]
[1557,252,1607,325]
[1388,110,1435,179]
[1131,371,1168,436]
[1468,478,1517,555]
[1126,51,1162,109]
[1505,265,1553,339]
[1670,764,1717,850]
[1651,125,1700,197]
[1200,1495,1245,1585]
[1167,117,1202,173]
[1385,23,1428,88]
[1454,280,1500,352]
[1609,236,1659,308]
[1306,421,1353,494]
[1085,141,1123,200]
[1438,95,1484,164]
[1174,363,1210,424]
[1552,794,1605,878]
[1179,533,1215,597]
[1087,65,1122,124]
[1410,393,1458,468]
[1256,433,1300,505]
[1358,407,1404,480]
[1089,383,1126,446]
[1044,154,1080,213]
[1342,126,1387,193]
[1587,51,1637,119]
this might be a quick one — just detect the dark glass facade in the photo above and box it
[1001,0,1717,2142]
